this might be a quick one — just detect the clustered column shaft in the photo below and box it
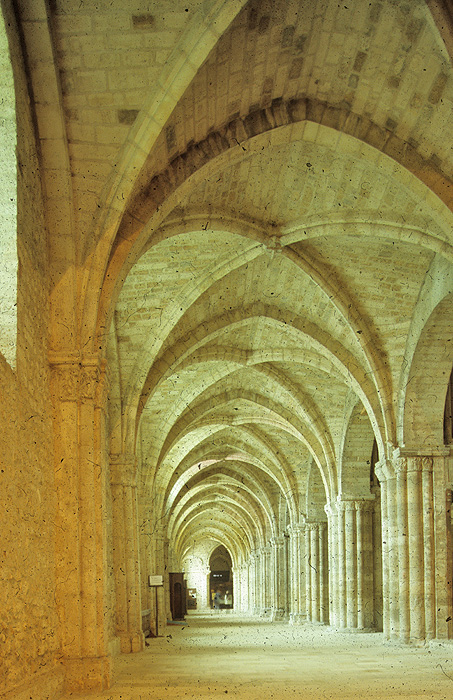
[376,452,452,643]
[326,498,376,630]
[110,454,144,653]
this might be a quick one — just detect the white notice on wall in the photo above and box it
[148,575,163,587]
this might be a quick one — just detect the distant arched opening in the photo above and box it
[209,545,233,610]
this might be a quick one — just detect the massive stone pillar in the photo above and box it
[288,524,306,624]
[50,355,112,691]
[110,454,144,653]
[327,499,375,631]
[376,450,452,643]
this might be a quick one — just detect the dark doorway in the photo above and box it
[209,545,233,609]
[170,572,186,620]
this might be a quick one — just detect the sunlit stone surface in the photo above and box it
[1,1,453,699]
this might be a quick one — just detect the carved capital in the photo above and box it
[335,499,348,513]
[374,458,394,482]
[50,354,109,406]
[394,455,408,475]
[287,523,306,536]
[354,498,375,513]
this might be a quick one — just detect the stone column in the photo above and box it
[393,450,452,642]
[422,462,435,640]
[330,499,375,632]
[152,527,168,633]
[271,536,287,619]
[309,525,320,622]
[395,457,410,642]
[304,525,312,621]
[303,522,328,624]
[50,355,112,691]
[110,454,144,653]
[318,522,328,624]
[344,502,357,629]
[263,545,272,614]
[248,554,257,614]
[325,503,339,627]
[356,501,374,630]
[240,562,248,612]
[406,458,425,642]
[251,550,261,615]
[432,452,453,640]
[336,503,347,628]
[375,459,399,641]
[288,524,305,624]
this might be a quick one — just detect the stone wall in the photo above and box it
[0,3,63,698]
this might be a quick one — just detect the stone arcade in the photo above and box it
[1,0,453,698]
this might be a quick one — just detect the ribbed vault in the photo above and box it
[102,0,452,636]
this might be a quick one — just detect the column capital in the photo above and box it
[306,520,326,531]
[393,449,435,474]
[335,498,355,512]
[270,535,286,547]
[374,458,394,482]
[354,498,375,513]
[287,522,306,535]
[110,453,137,486]
[49,352,109,406]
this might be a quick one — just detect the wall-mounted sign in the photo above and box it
[149,575,163,587]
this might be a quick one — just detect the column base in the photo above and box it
[270,608,286,621]
[63,655,112,692]
[331,625,377,634]
[119,631,145,653]
[289,613,306,625]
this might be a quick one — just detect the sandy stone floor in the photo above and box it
[63,613,453,700]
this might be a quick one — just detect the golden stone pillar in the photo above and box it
[110,454,144,653]
[50,355,112,692]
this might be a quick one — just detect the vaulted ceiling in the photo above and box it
[28,0,453,564]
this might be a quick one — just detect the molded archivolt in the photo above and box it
[0,8,17,368]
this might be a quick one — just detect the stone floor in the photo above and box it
[63,613,453,699]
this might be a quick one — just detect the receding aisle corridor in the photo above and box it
[63,614,453,700]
